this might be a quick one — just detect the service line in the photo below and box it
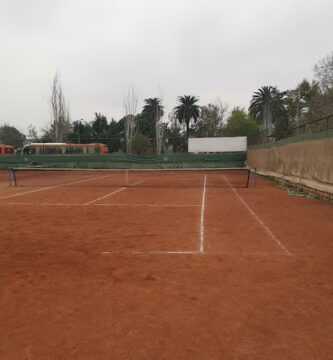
[98,250,289,256]
[3,202,201,207]
[99,251,202,255]
[221,175,292,256]
[84,179,146,205]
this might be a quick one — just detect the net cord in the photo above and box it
[11,167,250,188]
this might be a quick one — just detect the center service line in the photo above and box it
[200,175,207,253]
[84,179,146,205]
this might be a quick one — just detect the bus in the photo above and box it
[0,144,15,155]
[22,143,108,155]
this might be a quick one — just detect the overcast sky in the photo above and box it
[0,0,332,134]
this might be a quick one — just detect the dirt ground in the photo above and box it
[0,170,332,359]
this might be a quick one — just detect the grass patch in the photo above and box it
[259,174,318,201]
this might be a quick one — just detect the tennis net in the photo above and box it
[11,167,251,188]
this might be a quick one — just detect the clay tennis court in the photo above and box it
[0,168,332,359]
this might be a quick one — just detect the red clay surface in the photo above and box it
[0,170,332,359]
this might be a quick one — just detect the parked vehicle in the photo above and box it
[0,144,15,155]
[22,143,108,155]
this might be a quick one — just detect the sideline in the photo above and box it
[200,175,207,252]
[222,175,292,256]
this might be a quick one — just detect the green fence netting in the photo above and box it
[248,129,333,150]
[0,152,246,170]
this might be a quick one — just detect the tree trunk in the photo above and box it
[186,121,190,137]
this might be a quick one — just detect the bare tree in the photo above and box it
[155,102,164,155]
[50,73,70,142]
[215,97,228,133]
[123,83,139,153]
[313,52,333,92]
[27,124,39,142]
[155,87,164,155]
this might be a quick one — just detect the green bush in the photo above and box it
[130,133,153,155]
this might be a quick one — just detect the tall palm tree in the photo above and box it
[173,95,200,137]
[249,86,285,136]
[142,98,165,154]
[142,98,164,122]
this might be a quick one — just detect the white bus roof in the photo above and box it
[25,143,68,146]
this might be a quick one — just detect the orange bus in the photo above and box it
[22,143,108,155]
[0,144,15,155]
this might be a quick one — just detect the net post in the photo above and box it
[12,168,17,186]
[254,168,257,187]
[8,168,12,186]
[246,168,250,188]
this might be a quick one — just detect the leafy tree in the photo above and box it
[193,103,225,137]
[286,79,333,129]
[69,120,93,143]
[223,108,261,145]
[173,95,200,137]
[108,118,125,152]
[272,108,292,140]
[136,112,155,140]
[249,86,285,137]
[286,79,313,120]
[285,79,318,126]
[130,132,153,155]
[164,123,187,153]
[67,115,125,153]
[92,112,108,137]
[0,125,26,148]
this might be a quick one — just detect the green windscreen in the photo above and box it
[0,152,246,170]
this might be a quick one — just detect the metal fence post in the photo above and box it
[8,168,12,186]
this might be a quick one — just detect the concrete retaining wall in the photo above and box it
[247,136,333,196]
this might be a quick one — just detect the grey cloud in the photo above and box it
[0,0,332,132]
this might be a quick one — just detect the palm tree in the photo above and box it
[173,95,200,137]
[142,98,164,122]
[142,98,165,154]
[249,86,285,137]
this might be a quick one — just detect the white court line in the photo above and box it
[98,250,289,256]
[0,173,115,201]
[94,203,200,207]
[3,202,201,207]
[221,175,292,256]
[4,202,82,206]
[100,251,202,255]
[84,179,146,205]
[200,175,207,252]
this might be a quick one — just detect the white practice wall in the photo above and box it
[188,137,247,152]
